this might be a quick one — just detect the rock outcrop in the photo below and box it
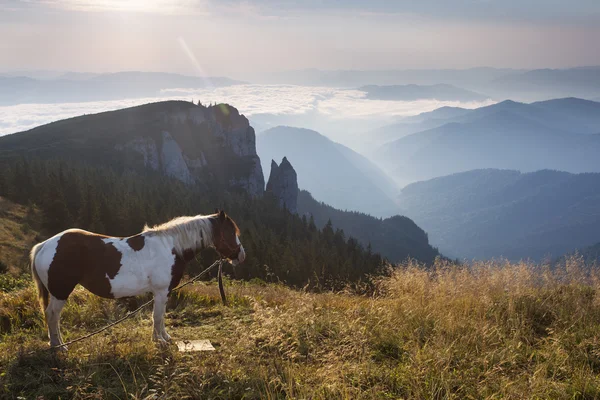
[113,101,264,196]
[115,137,159,171]
[266,157,299,213]
[160,131,194,184]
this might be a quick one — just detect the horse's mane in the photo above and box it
[143,215,214,255]
[229,218,241,235]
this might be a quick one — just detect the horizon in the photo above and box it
[3,64,600,76]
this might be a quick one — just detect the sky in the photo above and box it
[1,0,600,78]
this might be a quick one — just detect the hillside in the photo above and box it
[1,156,392,289]
[398,169,600,260]
[257,126,400,217]
[378,98,600,184]
[0,100,265,196]
[0,197,41,272]
[3,259,600,398]
[358,84,488,102]
[298,190,439,264]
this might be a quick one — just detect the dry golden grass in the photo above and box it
[2,257,600,399]
[0,196,41,273]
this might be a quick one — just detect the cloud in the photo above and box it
[0,84,494,136]
[0,97,168,134]
[161,85,332,116]
[316,89,495,119]
[162,85,495,119]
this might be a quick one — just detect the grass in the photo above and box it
[0,196,41,275]
[2,257,600,399]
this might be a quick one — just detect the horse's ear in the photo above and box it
[219,210,226,221]
[214,208,220,214]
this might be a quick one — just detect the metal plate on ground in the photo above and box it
[176,339,215,352]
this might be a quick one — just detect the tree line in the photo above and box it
[0,157,385,290]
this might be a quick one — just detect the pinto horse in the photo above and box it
[30,210,245,349]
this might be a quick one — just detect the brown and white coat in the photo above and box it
[31,211,245,348]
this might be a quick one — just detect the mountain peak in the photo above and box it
[266,157,299,213]
[494,99,523,108]
[281,156,292,168]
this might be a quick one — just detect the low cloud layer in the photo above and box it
[0,84,494,136]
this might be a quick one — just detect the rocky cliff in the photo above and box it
[115,102,264,196]
[0,101,264,197]
[266,157,299,213]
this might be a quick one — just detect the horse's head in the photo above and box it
[212,210,246,266]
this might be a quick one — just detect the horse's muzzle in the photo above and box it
[231,245,246,266]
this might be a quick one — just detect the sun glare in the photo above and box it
[57,0,205,14]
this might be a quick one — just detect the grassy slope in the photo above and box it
[0,197,41,272]
[0,197,45,296]
[2,258,600,399]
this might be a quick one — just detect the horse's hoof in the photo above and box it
[162,333,172,342]
[152,335,169,346]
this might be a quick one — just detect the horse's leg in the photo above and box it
[46,295,67,350]
[152,289,170,344]
[161,316,172,343]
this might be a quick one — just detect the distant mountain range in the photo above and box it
[358,84,489,102]
[0,72,242,106]
[257,126,400,217]
[4,66,599,107]
[362,106,473,152]
[377,98,600,185]
[245,66,600,101]
[398,169,600,261]
[490,67,600,100]
[245,67,520,88]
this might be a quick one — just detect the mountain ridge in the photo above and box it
[377,98,600,184]
[298,190,439,264]
[0,72,243,106]
[399,168,600,260]
[358,83,489,102]
[0,100,265,196]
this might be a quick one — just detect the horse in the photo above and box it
[30,210,245,349]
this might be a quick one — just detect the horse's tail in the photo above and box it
[30,242,49,312]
